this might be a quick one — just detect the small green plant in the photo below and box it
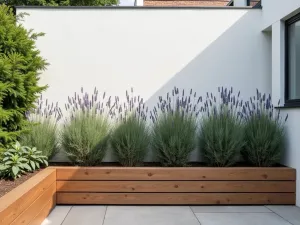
[151,88,198,166]
[0,141,48,180]
[61,111,110,166]
[22,146,48,171]
[199,88,244,167]
[242,91,287,167]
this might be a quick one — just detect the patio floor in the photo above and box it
[41,205,300,225]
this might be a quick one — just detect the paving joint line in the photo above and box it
[101,206,108,225]
[265,206,295,225]
[61,206,73,225]
[189,206,202,225]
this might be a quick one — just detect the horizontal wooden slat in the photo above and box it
[10,182,56,225]
[0,168,56,225]
[56,180,296,193]
[56,167,296,181]
[57,192,296,205]
[28,196,56,225]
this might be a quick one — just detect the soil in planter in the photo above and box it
[0,169,43,198]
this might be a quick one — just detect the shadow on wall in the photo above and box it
[51,9,272,163]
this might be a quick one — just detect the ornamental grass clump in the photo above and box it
[151,87,199,166]
[242,90,287,167]
[199,87,244,167]
[21,95,62,159]
[110,89,149,166]
[61,88,112,166]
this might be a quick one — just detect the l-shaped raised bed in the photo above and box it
[0,166,296,224]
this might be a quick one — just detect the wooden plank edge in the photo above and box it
[56,167,296,181]
[0,168,56,211]
[56,192,296,205]
[28,194,56,225]
[56,180,296,193]
[0,168,56,225]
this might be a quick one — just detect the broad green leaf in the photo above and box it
[30,161,36,170]
[43,160,49,167]
[12,166,19,176]
[23,164,32,171]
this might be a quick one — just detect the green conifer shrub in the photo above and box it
[0,5,47,149]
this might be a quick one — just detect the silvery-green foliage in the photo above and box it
[22,95,62,159]
[111,89,149,166]
[199,87,244,167]
[242,90,287,167]
[61,88,111,166]
[151,87,198,166]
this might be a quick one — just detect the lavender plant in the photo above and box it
[21,95,62,158]
[61,88,111,166]
[151,87,198,166]
[110,88,149,166]
[242,90,287,167]
[198,87,244,167]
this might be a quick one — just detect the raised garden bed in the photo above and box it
[56,167,296,205]
[0,166,296,224]
[0,168,56,225]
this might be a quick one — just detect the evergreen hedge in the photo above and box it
[0,5,47,150]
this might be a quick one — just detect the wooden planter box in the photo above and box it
[0,168,56,225]
[0,166,296,224]
[56,167,296,205]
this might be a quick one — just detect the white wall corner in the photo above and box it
[234,0,247,7]
[271,20,285,106]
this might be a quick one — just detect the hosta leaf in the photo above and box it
[23,164,32,171]
[43,160,49,167]
[36,162,40,169]
[30,161,36,170]
[12,166,19,176]
[3,157,9,161]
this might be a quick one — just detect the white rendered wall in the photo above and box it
[17,8,271,162]
[265,0,300,206]
[262,0,300,30]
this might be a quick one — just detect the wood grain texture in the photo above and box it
[10,182,56,225]
[57,192,296,205]
[56,180,296,193]
[28,197,56,225]
[56,167,296,181]
[0,168,56,225]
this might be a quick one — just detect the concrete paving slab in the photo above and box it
[62,206,106,225]
[195,212,292,225]
[266,205,300,225]
[191,206,271,213]
[103,206,200,225]
[41,206,71,225]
